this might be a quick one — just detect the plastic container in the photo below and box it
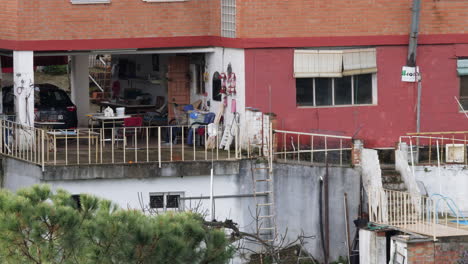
[116,107,125,117]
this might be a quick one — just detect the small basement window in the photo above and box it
[149,192,183,211]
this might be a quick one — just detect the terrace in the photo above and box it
[0,120,354,169]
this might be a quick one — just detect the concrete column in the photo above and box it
[13,51,35,127]
[70,55,90,127]
[0,55,3,113]
[352,139,364,167]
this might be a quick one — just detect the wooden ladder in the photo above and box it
[252,122,277,244]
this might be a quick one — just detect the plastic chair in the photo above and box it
[117,116,143,148]
[187,112,215,146]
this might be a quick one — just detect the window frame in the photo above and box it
[149,192,184,211]
[458,75,468,112]
[296,73,378,108]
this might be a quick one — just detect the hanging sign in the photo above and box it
[401,66,421,82]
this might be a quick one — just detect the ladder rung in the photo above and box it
[255,179,272,182]
[253,167,270,170]
[259,215,274,218]
[257,203,273,206]
[260,227,275,230]
[256,191,272,195]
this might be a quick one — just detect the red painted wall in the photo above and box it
[245,45,468,148]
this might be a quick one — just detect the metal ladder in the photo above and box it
[252,122,277,244]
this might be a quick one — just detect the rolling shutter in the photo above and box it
[342,48,377,76]
[294,50,343,78]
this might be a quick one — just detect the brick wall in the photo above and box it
[408,241,435,263]
[15,0,219,41]
[407,237,468,264]
[0,0,18,40]
[237,0,468,38]
[5,0,468,42]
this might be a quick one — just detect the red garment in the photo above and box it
[112,81,121,98]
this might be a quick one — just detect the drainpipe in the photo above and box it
[407,0,421,68]
[407,0,422,159]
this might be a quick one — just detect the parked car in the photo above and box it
[2,83,78,129]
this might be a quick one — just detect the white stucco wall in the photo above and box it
[49,174,247,225]
[414,164,468,213]
[193,48,246,145]
[395,145,420,195]
[359,229,387,264]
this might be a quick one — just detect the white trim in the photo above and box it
[71,0,110,4]
[143,0,188,2]
[296,73,377,108]
[297,103,377,109]
[372,73,378,105]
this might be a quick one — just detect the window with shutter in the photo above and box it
[294,48,377,107]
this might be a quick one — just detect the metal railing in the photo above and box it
[401,132,468,166]
[0,120,242,167]
[0,119,45,167]
[368,187,467,240]
[273,130,353,166]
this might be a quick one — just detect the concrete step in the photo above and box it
[383,182,407,191]
[380,163,396,170]
[382,174,403,184]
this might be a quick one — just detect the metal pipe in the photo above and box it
[407,0,421,67]
[180,193,267,200]
[324,159,329,264]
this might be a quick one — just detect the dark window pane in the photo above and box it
[150,195,164,208]
[334,76,352,105]
[460,76,468,110]
[354,74,373,104]
[315,78,332,106]
[296,78,313,106]
[212,72,222,102]
[166,195,180,208]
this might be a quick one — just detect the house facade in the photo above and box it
[2,1,468,263]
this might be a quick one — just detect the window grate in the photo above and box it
[221,0,236,38]
[166,195,180,208]
[149,195,164,209]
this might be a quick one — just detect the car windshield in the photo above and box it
[35,89,72,107]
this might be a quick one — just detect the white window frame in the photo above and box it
[297,73,378,108]
[143,0,187,2]
[149,192,184,211]
[71,0,110,4]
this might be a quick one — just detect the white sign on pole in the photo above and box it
[401,66,421,82]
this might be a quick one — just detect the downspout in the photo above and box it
[407,0,422,135]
